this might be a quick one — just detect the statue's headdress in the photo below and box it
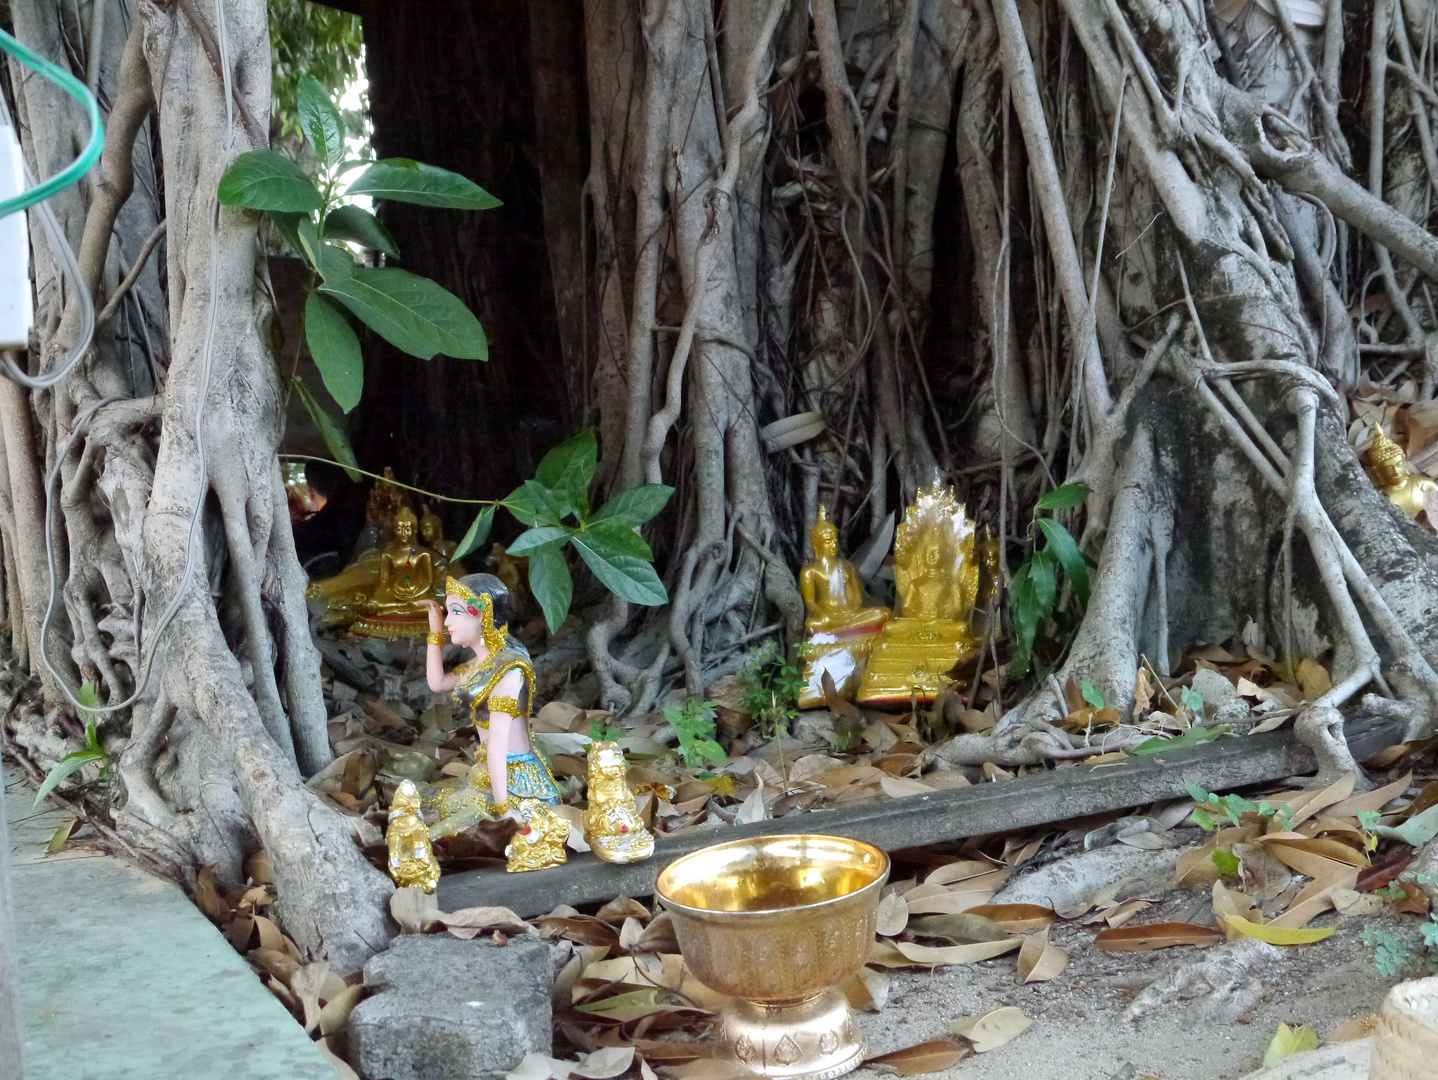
[1370,428,1408,470]
[446,574,509,653]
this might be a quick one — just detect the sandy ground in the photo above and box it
[854,902,1405,1080]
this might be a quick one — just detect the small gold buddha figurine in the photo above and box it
[857,485,981,707]
[1367,427,1438,520]
[583,741,655,864]
[797,508,891,708]
[348,507,445,639]
[307,470,416,628]
[386,779,441,892]
[505,799,569,873]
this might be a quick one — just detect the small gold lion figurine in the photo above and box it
[504,799,569,873]
[386,779,441,892]
[583,741,655,864]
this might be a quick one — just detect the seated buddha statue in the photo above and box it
[348,507,445,639]
[797,507,890,708]
[857,485,981,707]
[1367,428,1437,521]
[386,779,440,892]
[306,471,408,627]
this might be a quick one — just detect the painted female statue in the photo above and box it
[421,574,564,856]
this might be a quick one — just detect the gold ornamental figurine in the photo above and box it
[1367,428,1437,520]
[386,779,441,892]
[796,508,890,708]
[857,485,981,706]
[505,799,570,872]
[657,835,889,1080]
[582,741,655,864]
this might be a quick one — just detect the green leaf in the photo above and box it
[1008,562,1039,680]
[570,529,668,606]
[291,377,360,481]
[1211,849,1241,877]
[1181,686,1205,713]
[1080,680,1105,710]
[46,817,77,854]
[322,204,400,258]
[1035,483,1091,511]
[453,504,495,561]
[1263,1024,1320,1070]
[33,751,104,808]
[506,526,573,555]
[1030,549,1057,618]
[1036,517,1090,607]
[218,149,324,212]
[584,521,653,561]
[297,219,355,282]
[346,158,503,210]
[1130,725,1233,757]
[319,267,487,360]
[1371,804,1438,847]
[504,480,565,527]
[590,484,675,527]
[527,543,573,634]
[1184,781,1213,804]
[304,293,363,413]
[297,75,345,167]
[269,212,306,257]
[535,431,598,518]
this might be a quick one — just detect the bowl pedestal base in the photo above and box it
[720,988,863,1080]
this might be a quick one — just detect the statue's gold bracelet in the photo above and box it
[488,695,520,717]
[426,631,445,647]
[492,797,510,815]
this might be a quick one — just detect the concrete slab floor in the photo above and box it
[5,766,337,1080]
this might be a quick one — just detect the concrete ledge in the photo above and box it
[6,774,335,1080]
[436,716,1406,916]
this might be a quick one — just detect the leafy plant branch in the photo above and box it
[218,76,497,473]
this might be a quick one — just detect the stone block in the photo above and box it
[350,933,552,1080]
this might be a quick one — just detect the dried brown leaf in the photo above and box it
[863,1040,971,1075]
[194,865,232,923]
[891,938,1020,966]
[391,886,447,934]
[876,890,909,937]
[1015,929,1068,982]
[950,1006,1033,1052]
[1093,922,1225,951]
[596,896,651,925]
[963,904,1058,932]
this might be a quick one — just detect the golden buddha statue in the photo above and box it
[796,508,890,708]
[307,470,415,627]
[348,507,444,639]
[386,779,440,892]
[583,741,654,864]
[856,485,981,707]
[1367,428,1437,520]
[505,799,569,872]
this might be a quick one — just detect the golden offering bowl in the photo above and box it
[656,835,889,1080]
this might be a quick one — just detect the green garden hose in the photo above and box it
[0,27,105,217]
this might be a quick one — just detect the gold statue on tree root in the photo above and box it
[796,508,889,708]
[306,471,465,639]
[1367,428,1438,521]
[856,486,981,707]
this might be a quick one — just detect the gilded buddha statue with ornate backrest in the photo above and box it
[857,486,981,707]
[797,508,890,707]
[347,507,445,639]
[1367,428,1437,521]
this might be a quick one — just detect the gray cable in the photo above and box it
[0,89,95,391]
[7,2,233,719]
